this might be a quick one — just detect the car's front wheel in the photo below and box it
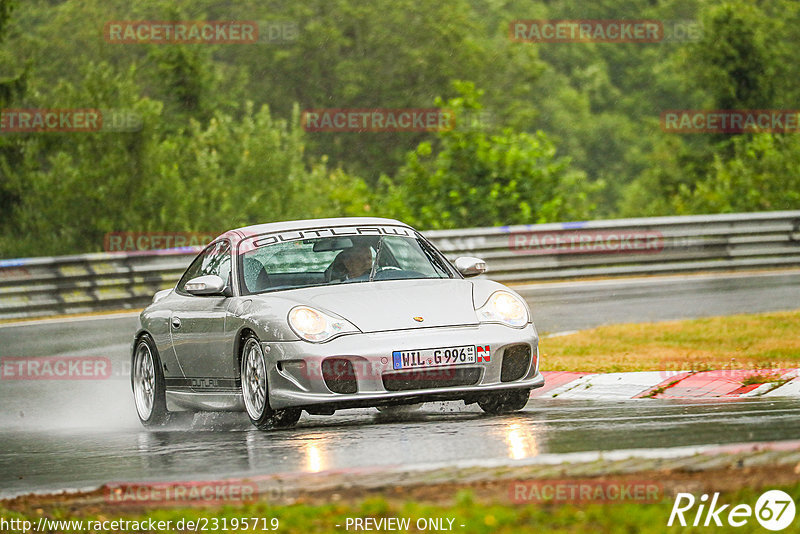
[132,335,170,427]
[477,388,531,415]
[241,335,301,430]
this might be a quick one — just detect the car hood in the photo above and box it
[276,279,478,333]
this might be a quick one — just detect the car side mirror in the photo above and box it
[185,274,227,296]
[454,256,487,277]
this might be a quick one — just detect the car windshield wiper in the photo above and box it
[419,239,451,278]
[369,237,384,282]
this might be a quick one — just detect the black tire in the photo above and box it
[477,388,531,415]
[240,334,301,430]
[132,335,170,427]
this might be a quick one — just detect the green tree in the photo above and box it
[0,62,165,256]
[0,0,27,240]
[675,133,800,214]
[144,103,373,232]
[1,89,374,257]
[621,0,790,217]
[390,83,600,229]
[683,1,776,111]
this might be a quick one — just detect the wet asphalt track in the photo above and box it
[1,270,799,498]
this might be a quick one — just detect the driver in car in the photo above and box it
[338,244,373,281]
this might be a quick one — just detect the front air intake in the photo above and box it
[501,344,532,382]
[382,367,481,391]
[321,358,357,394]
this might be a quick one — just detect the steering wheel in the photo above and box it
[373,266,403,279]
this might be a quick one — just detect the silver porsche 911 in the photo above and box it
[131,217,544,429]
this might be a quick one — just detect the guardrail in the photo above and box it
[1,211,799,320]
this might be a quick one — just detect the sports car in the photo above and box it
[131,217,544,429]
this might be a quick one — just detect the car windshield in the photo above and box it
[239,234,454,294]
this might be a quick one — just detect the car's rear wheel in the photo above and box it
[132,335,169,427]
[477,388,531,415]
[241,335,301,430]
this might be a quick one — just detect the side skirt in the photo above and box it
[165,390,244,412]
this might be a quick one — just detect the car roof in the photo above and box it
[223,217,415,242]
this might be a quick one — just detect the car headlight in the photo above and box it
[288,306,359,342]
[476,291,528,327]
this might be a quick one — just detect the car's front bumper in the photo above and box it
[263,322,543,410]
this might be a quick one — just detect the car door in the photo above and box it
[169,239,235,389]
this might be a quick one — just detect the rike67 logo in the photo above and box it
[668,490,796,531]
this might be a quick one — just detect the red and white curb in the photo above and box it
[533,369,800,399]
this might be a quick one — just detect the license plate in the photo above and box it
[392,345,476,370]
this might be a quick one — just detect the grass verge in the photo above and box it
[2,478,798,533]
[540,310,800,373]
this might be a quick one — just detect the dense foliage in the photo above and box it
[1,0,798,257]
